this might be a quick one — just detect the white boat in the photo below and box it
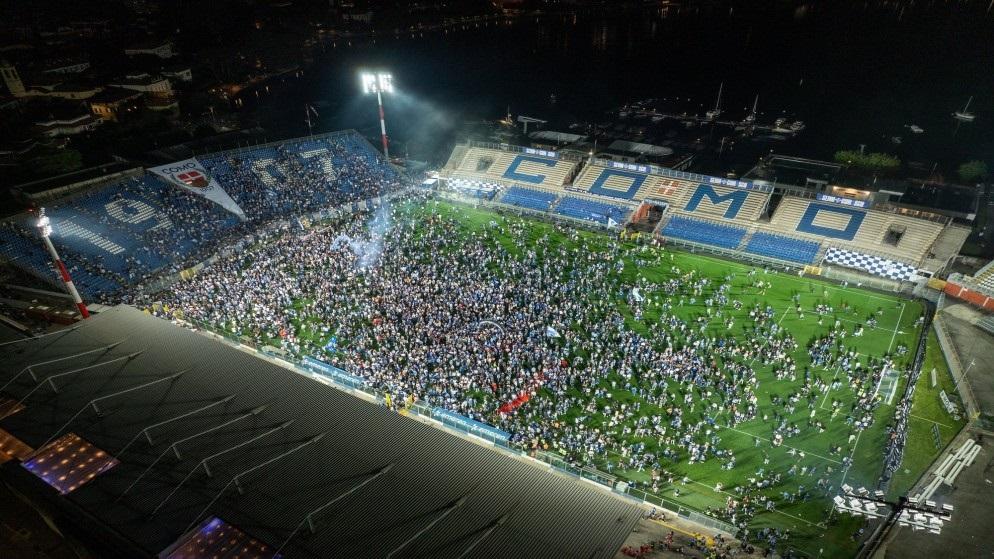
[705,82,723,121]
[790,120,806,132]
[742,94,759,126]
[953,97,975,122]
[907,124,924,134]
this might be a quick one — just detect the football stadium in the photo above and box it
[0,132,985,559]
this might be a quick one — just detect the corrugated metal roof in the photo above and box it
[0,306,641,559]
[607,140,674,157]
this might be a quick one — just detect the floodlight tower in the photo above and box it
[833,484,952,555]
[36,208,89,319]
[361,72,393,159]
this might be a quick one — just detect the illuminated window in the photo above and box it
[22,433,118,494]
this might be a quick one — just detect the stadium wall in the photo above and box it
[941,280,994,312]
[932,314,981,420]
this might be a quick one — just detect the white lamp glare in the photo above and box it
[361,72,393,94]
[36,209,51,238]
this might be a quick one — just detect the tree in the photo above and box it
[26,149,83,177]
[834,150,900,172]
[957,160,988,183]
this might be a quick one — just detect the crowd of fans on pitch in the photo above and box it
[139,194,907,555]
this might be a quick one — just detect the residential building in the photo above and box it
[1,59,26,97]
[161,65,193,83]
[88,87,143,121]
[124,40,175,59]
[108,72,173,97]
[34,112,102,137]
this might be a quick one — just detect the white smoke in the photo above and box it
[331,202,393,270]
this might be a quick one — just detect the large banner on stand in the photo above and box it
[150,159,247,221]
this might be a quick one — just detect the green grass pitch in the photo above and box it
[291,198,963,558]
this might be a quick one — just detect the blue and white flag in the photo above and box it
[545,326,561,338]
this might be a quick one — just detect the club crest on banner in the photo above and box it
[175,169,210,189]
[150,158,246,220]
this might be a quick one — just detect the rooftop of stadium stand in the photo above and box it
[605,140,674,158]
[527,130,587,144]
[745,154,979,218]
[10,162,142,197]
[0,306,642,559]
[592,145,692,169]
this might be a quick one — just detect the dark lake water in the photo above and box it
[257,1,994,173]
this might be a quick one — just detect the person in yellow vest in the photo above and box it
[384,392,392,410]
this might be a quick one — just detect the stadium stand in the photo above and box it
[553,195,630,226]
[453,147,576,191]
[571,165,769,226]
[823,247,919,281]
[969,260,994,294]
[0,306,641,559]
[661,215,747,249]
[768,198,944,264]
[678,183,769,222]
[745,232,821,264]
[446,177,500,199]
[199,134,400,221]
[570,164,691,202]
[0,132,403,301]
[499,186,558,211]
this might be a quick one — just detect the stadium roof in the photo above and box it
[0,306,641,559]
[606,140,674,157]
[528,130,588,144]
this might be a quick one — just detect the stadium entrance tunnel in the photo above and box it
[629,201,667,233]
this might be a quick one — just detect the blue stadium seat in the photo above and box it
[0,133,402,300]
[500,187,557,212]
[745,232,821,264]
[554,197,630,225]
[661,216,745,249]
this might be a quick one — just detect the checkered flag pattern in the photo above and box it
[449,177,501,194]
[824,247,918,281]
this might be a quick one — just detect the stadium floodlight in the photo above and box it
[37,211,52,238]
[360,71,393,159]
[836,488,953,543]
[361,72,393,94]
[34,208,89,319]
